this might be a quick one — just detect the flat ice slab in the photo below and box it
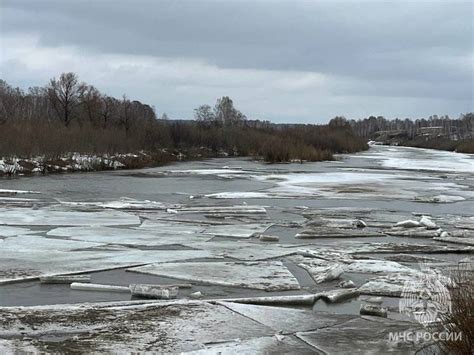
[185,335,313,354]
[0,226,40,237]
[60,197,167,210]
[0,208,140,226]
[128,261,301,291]
[0,301,276,353]
[47,225,213,246]
[220,301,353,333]
[375,146,474,173]
[296,316,426,354]
[0,300,423,353]
[202,223,271,238]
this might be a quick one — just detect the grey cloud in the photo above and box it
[1,0,472,122]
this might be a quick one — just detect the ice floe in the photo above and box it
[128,261,301,291]
[166,205,267,215]
[185,240,300,261]
[385,227,442,238]
[219,301,352,333]
[47,225,213,246]
[0,226,40,237]
[297,262,345,284]
[296,316,427,354]
[184,335,313,354]
[202,223,272,238]
[0,208,140,226]
[433,235,474,246]
[358,274,419,297]
[206,170,471,202]
[296,227,381,239]
[220,294,317,306]
[71,282,130,293]
[375,146,474,174]
[414,194,466,203]
[0,300,276,353]
[59,197,168,210]
[129,284,179,299]
[0,243,215,283]
[317,288,359,303]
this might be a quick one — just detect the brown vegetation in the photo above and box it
[405,138,474,154]
[349,114,474,154]
[0,73,368,171]
[435,264,474,355]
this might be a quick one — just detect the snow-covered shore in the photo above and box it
[0,151,178,176]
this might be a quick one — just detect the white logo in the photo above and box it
[399,264,452,326]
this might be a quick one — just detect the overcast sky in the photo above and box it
[1,0,472,123]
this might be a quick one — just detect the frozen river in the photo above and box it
[0,145,473,353]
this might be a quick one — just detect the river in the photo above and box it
[0,145,473,353]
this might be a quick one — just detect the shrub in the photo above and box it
[434,263,474,354]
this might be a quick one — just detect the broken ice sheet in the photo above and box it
[205,169,471,202]
[293,252,419,285]
[296,316,426,354]
[137,220,206,233]
[0,300,275,353]
[433,235,474,246]
[184,335,314,354]
[343,259,418,274]
[59,197,168,210]
[202,223,272,239]
[296,227,382,239]
[218,301,354,333]
[375,146,474,174]
[47,226,213,246]
[167,205,267,215]
[0,248,216,283]
[324,241,474,254]
[0,208,140,226]
[128,261,301,291]
[357,274,420,297]
[185,240,300,261]
[0,235,105,252]
[0,226,40,237]
[138,220,272,239]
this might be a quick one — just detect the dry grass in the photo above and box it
[435,262,474,354]
[405,138,474,154]
[1,120,367,165]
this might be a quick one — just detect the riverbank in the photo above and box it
[0,150,175,177]
[402,138,474,154]
[0,142,369,177]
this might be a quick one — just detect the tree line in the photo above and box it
[347,114,474,153]
[0,72,368,162]
[349,114,473,140]
[0,73,157,130]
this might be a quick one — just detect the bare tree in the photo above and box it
[80,85,102,126]
[99,95,116,129]
[119,95,133,133]
[47,72,84,126]
[214,96,246,126]
[194,104,215,125]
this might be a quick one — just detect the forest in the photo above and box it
[0,73,367,167]
[349,114,474,153]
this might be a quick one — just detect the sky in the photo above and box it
[1,0,473,123]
